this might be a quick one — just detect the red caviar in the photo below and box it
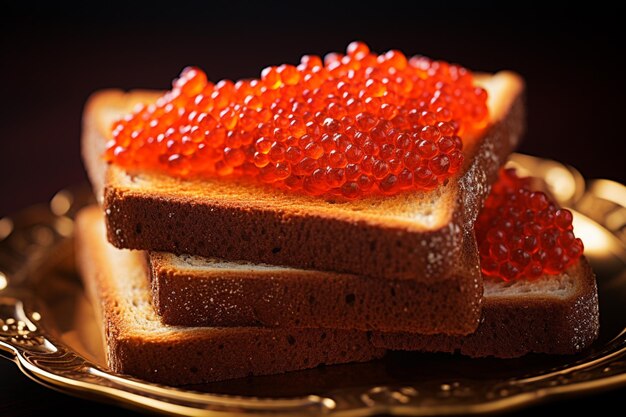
[475,169,584,281]
[106,42,489,199]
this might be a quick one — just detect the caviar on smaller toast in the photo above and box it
[475,169,584,281]
[106,42,489,199]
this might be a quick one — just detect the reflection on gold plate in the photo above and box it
[0,153,625,416]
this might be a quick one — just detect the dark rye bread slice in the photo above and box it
[75,207,384,385]
[147,234,598,357]
[147,229,480,333]
[372,260,599,358]
[82,71,525,282]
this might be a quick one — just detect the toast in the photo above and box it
[147,234,598,358]
[373,259,599,357]
[82,71,525,282]
[75,206,384,385]
[147,230,480,333]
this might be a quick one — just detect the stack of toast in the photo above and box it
[78,47,599,386]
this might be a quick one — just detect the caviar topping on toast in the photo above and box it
[106,42,488,199]
[476,168,584,281]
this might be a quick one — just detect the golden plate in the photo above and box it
[0,153,625,416]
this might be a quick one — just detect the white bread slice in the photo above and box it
[82,71,525,283]
[75,207,383,385]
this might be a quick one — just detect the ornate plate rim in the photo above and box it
[1,153,625,416]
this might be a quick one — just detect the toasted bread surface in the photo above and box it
[82,71,525,282]
[75,206,383,385]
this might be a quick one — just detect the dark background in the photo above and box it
[1,2,625,415]
[1,3,625,217]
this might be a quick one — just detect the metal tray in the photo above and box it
[0,153,625,416]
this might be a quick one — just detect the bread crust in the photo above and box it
[371,259,599,357]
[75,207,384,385]
[148,230,481,334]
[82,72,525,282]
[77,206,598,370]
